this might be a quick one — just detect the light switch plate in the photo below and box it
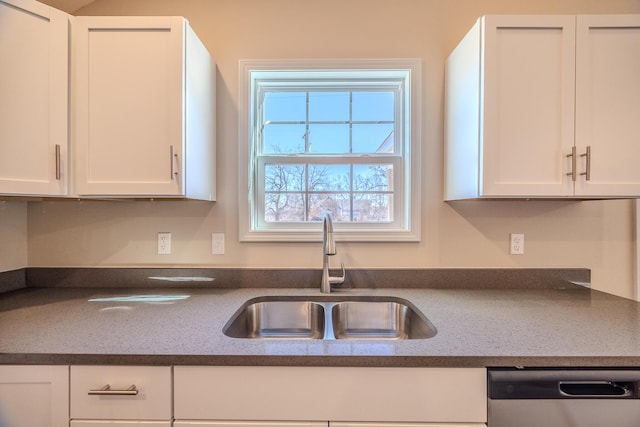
[212,233,225,255]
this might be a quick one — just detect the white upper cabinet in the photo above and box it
[445,14,640,200]
[0,0,70,196]
[574,15,640,197]
[73,16,216,200]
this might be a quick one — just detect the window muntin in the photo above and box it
[262,162,395,223]
[261,89,398,155]
[239,60,421,242]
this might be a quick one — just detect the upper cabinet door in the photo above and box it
[575,15,640,197]
[74,16,218,199]
[73,16,184,197]
[445,15,576,200]
[481,15,576,198]
[0,0,69,196]
[74,16,216,200]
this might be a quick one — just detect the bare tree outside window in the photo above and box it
[265,162,393,223]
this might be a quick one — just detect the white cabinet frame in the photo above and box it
[445,14,640,200]
[73,16,216,200]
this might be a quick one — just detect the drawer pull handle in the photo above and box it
[88,384,139,396]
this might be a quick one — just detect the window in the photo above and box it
[239,59,421,242]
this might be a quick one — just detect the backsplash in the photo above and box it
[0,269,25,293]
[0,267,591,291]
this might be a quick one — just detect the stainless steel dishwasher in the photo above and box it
[488,368,640,427]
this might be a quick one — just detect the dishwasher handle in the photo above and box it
[488,369,640,399]
[559,381,633,398]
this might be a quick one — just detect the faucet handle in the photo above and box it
[329,262,346,286]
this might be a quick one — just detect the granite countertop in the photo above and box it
[1,284,640,367]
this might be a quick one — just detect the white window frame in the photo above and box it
[238,59,422,242]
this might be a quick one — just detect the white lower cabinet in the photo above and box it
[173,367,487,426]
[174,422,327,427]
[333,424,484,427]
[71,422,171,426]
[70,366,172,426]
[0,364,486,426]
[0,365,69,427]
[174,423,485,427]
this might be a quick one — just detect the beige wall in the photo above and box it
[26,0,640,298]
[1,201,27,272]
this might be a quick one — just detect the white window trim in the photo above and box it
[238,59,422,242]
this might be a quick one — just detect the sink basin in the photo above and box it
[331,301,436,340]
[223,296,436,340]
[223,299,325,339]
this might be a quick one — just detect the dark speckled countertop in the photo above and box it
[1,277,640,367]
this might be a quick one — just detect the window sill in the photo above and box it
[239,228,421,243]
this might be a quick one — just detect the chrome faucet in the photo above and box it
[321,212,345,293]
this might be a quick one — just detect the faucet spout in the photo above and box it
[324,213,336,255]
[321,213,345,293]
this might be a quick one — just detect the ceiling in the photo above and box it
[39,0,96,13]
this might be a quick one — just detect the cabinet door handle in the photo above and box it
[170,145,179,180]
[55,144,61,180]
[566,146,577,182]
[580,146,591,181]
[88,384,139,396]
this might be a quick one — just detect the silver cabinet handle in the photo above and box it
[55,144,61,180]
[580,145,591,181]
[566,146,577,182]
[88,384,138,396]
[170,145,178,180]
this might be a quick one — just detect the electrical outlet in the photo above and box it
[158,232,171,255]
[510,233,524,255]
[211,233,225,255]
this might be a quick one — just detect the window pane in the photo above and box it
[308,124,349,153]
[353,193,393,222]
[265,164,305,192]
[264,92,306,122]
[352,92,395,121]
[309,92,349,121]
[309,193,351,222]
[309,164,350,191]
[353,124,394,153]
[265,192,305,222]
[354,164,393,191]
[263,124,307,153]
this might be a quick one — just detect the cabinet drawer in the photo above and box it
[174,423,327,427]
[71,422,171,427]
[174,367,487,422]
[70,366,172,420]
[173,423,485,427]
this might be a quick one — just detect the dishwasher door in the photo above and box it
[488,368,640,427]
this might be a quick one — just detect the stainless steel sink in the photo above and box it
[331,300,436,340]
[223,296,436,340]
[223,299,325,339]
